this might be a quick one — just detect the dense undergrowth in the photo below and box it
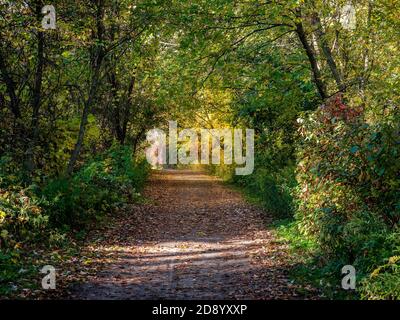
[0,146,149,297]
[294,97,400,299]
[212,96,400,300]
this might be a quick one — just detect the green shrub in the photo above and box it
[295,95,400,299]
[360,256,400,300]
[0,187,48,248]
[42,146,149,228]
[234,165,296,218]
[0,146,149,248]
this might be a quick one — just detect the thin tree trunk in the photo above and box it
[120,76,135,145]
[0,49,21,118]
[66,67,100,175]
[25,0,45,177]
[132,127,146,156]
[66,0,105,175]
[295,20,327,100]
[311,13,345,92]
[361,1,373,96]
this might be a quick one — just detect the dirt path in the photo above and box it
[69,170,310,299]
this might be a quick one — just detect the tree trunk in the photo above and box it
[66,0,105,175]
[119,76,135,145]
[311,13,345,93]
[361,1,373,97]
[25,0,45,177]
[295,20,327,100]
[66,67,100,175]
[0,48,21,118]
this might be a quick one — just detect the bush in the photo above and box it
[295,95,400,299]
[0,146,149,248]
[360,256,400,300]
[0,187,48,248]
[42,146,149,227]
[234,165,296,218]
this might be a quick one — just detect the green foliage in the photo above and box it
[0,187,48,248]
[42,146,149,227]
[234,165,296,218]
[360,256,400,300]
[274,218,317,253]
[295,96,400,299]
[0,146,149,249]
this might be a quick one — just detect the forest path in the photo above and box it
[69,169,310,299]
